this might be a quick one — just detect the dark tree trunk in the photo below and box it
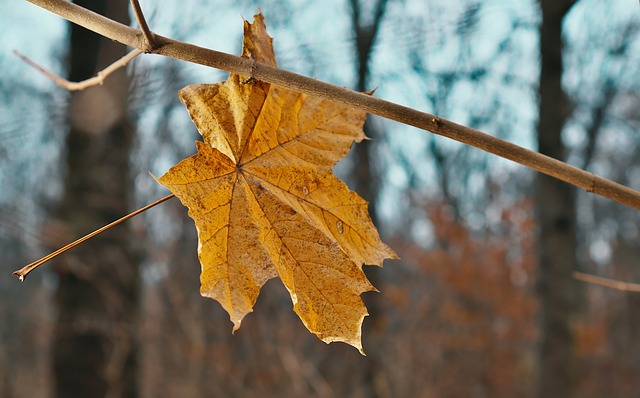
[349,1,390,396]
[53,1,139,397]
[535,1,577,397]
[350,0,388,219]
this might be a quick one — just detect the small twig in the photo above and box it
[573,271,640,293]
[14,49,142,91]
[12,194,175,281]
[130,0,155,51]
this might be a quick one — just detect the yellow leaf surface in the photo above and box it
[156,13,396,353]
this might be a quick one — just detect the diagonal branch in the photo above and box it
[574,271,640,293]
[14,49,142,91]
[21,0,640,211]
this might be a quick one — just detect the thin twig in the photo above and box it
[130,0,155,51]
[14,49,142,91]
[20,0,640,211]
[12,194,175,281]
[573,271,640,293]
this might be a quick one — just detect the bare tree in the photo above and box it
[535,1,578,397]
[348,1,392,397]
[52,0,140,396]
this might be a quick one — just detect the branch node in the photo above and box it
[130,0,157,52]
[96,70,106,86]
[241,76,255,85]
[240,58,258,85]
[586,174,597,193]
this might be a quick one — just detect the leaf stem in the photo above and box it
[12,194,175,281]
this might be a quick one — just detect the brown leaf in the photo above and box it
[155,13,396,352]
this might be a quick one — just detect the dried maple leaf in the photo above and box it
[155,14,396,353]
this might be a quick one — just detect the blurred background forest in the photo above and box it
[1,0,640,397]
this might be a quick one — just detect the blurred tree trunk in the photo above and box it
[535,1,577,397]
[350,0,388,218]
[53,0,140,397]
[0,227,52,397]
[348,0,390,396]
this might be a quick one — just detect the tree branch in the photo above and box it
[574,271,640,293]
[130,0,156,51]
[22,0,640,211]
[14,49,142,91]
